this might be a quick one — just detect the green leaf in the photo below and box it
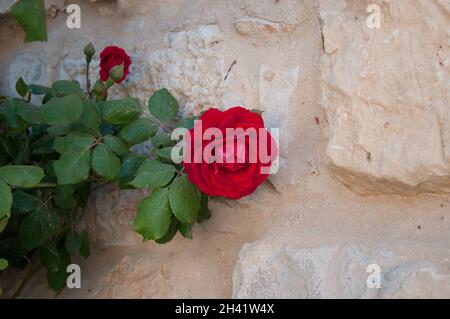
[42,93,54,104]
[52,80,83,97]
[18,209,61,250]
[74,183,91,209]
[16,77,29,97]
[5,117,28,137]
[47,124,73,137]
[11,0,47,42]
[0,165,44,188]
[79,231,90,259]
[152,132,174,148]
[153,147,174,160]
[0,180,12,219]
[0,258,8,271]
[178,223,193,239]
[148,88,179,123]
[119,118,157,146]
[169,175,200,224]
[53,132,95,154]
[128,159,176,189]
[0,215,10,234]
[41,94,84,125]
[53,148,92,185]
[155,217,178,244]
[28,84,52,95]
[133,188,172,241]
[98,98,141,125]
[91,144,120,180]
[31,135,55,155]
[47,248,70,293]
[15,100,41,123]
[65,230,82,255]
[38,241,60,272]
[176,116,198,130]
[12,190,40,214]
[0,99,18,128]
[80,100,101,129]
[118,152,146,186]
[103,135,128,156]
[54,186,77,209]
[197,193,211,223]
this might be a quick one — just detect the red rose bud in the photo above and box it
[93,80,104,96]
[83,42,95,64]
[99,46,131,83]
[109,64,125,82]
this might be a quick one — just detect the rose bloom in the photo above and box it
[182,107,278,199]
[99,46,131,83]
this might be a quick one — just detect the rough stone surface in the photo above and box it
[0,0,450,299]
[320,0,450,195]
[79,185,146,247]
[148,24,225,116]
[0,0,15,15]
[233,242,450,298]
[234,18,296,37]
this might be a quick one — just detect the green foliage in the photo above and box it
[0,180,12,219]
[169,175,200,224]
[0,43,212,297]
[15,77,29,97]
[0,258,8,271]
[38,241,60,272]
[41,94,84,125]
[133,188,172,241]
[46,248,71,293]
[11,0,47,42]
[148,88,179,123]
[98,98,141,124]
[128,159,176,189]
[119,118,157,146]
[91,143,120,180]
[64,230,82,255]
[0,165,44,188]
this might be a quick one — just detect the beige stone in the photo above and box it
[80,184,146,247]
[234,18,296,36]
[320,0,450,195]
[233,242,450,298]
[1,0,450,300]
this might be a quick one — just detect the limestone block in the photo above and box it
[233,242,450,298]
[80,184,146,247]
[148,25,225,115]
[234,18,296,37]
[320,0,450,194]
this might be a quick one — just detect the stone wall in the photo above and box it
[0,0,449,298]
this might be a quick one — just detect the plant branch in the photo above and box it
[86,61,91,95]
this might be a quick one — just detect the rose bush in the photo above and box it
[182,107,277,199]
[1,1,279,296]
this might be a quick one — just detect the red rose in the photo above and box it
[182,107,278,199]
[99,46,131,83]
